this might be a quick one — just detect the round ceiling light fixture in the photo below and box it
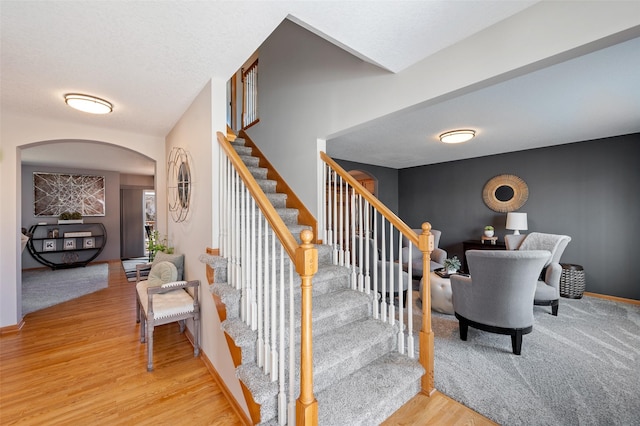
[439,129,475,144]
[64,93,113,114]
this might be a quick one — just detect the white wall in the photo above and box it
[165,78,247,414]
[0,112,165,327]
[246,2,640,228]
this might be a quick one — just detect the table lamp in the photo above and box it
[506,212,528,235]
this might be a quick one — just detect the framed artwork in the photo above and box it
[83,237,95,249]
[34,172,105,217]
[43,239,56,251]
[64,239,76,250]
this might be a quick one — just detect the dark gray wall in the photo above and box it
[21,165,121,268]
[398,133,640,300]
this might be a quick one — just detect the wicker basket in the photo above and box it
[559,264,585,299]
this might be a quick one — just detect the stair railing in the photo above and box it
[320,151,436,395]
[218,131,319,425]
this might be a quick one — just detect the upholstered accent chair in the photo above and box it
[401,228,447,278]
[505,232,571,316]
[450,250,551,355]
[135,258,200,371]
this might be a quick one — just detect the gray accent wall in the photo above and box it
[398,133,640,300]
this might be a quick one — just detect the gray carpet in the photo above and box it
[22,263,109,315]
[404,293,640,425]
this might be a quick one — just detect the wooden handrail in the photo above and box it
[239,130,318,243]
[218,131,299,261]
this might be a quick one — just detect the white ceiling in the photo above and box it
[3,1,640,174]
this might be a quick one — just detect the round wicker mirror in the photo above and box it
[482,174,528,212]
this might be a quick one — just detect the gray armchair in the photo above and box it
[505,232,571,316]
[401,228,447,278]
[450,250,551,355]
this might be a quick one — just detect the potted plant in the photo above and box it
[484,225,494,237]
[147,230,174,261]
[58,211,83,224]
[443,256,461,274]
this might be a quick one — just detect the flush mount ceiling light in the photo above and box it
[439,129,475,144]
[64,94,112,114]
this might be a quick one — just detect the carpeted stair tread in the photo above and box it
[266,192,287,208]
[248,166,268,180]
[316,352,424,426]
[308,318,397,394]
[255,178,277,193]
[209,281,239,319]
[239,154,260,167]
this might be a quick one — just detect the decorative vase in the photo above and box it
[484,230,494,237]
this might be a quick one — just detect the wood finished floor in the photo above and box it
[2,260,495,425]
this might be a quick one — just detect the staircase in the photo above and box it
[206,137,424,425]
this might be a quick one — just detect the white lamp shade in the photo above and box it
[506,212,528,234]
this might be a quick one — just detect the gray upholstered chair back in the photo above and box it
[505,233,571,266]
[451,250,551,329]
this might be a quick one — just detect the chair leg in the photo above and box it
[511,331,523,355]
[147,321,154,372]
[136,298,140,323]
[459,319,468,341]
[178,319,186,333]
[194,313,201,357]
[139,315,146,343]
[551,300,559,316]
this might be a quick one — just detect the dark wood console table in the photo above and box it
[462,239,506,273]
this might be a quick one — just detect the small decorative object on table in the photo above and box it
[443,256,461,274]
[483,225,494,237]
[58,211,84,224]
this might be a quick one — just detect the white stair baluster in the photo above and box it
[388,222,395,326]
[380,221,387,323]
[397,230,404,354]
[256,205,264,368]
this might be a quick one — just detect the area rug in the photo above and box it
[121,257,149,282]
[403,293,640,425]
[22,263,109,315]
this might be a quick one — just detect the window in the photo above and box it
[242,59,259,129]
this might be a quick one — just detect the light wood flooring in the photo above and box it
[1,260,495,425]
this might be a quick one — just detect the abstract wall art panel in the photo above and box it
[34,172,105,217]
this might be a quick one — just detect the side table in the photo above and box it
[462,239,506,273]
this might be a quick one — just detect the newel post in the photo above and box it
[295,230,319,425]
[418,222,436,395]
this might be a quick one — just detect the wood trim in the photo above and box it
[217,131,300,261]
[239,130,318,243]
[200,350,253,426]
[582,292,640,306]
[0,319,25,335]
